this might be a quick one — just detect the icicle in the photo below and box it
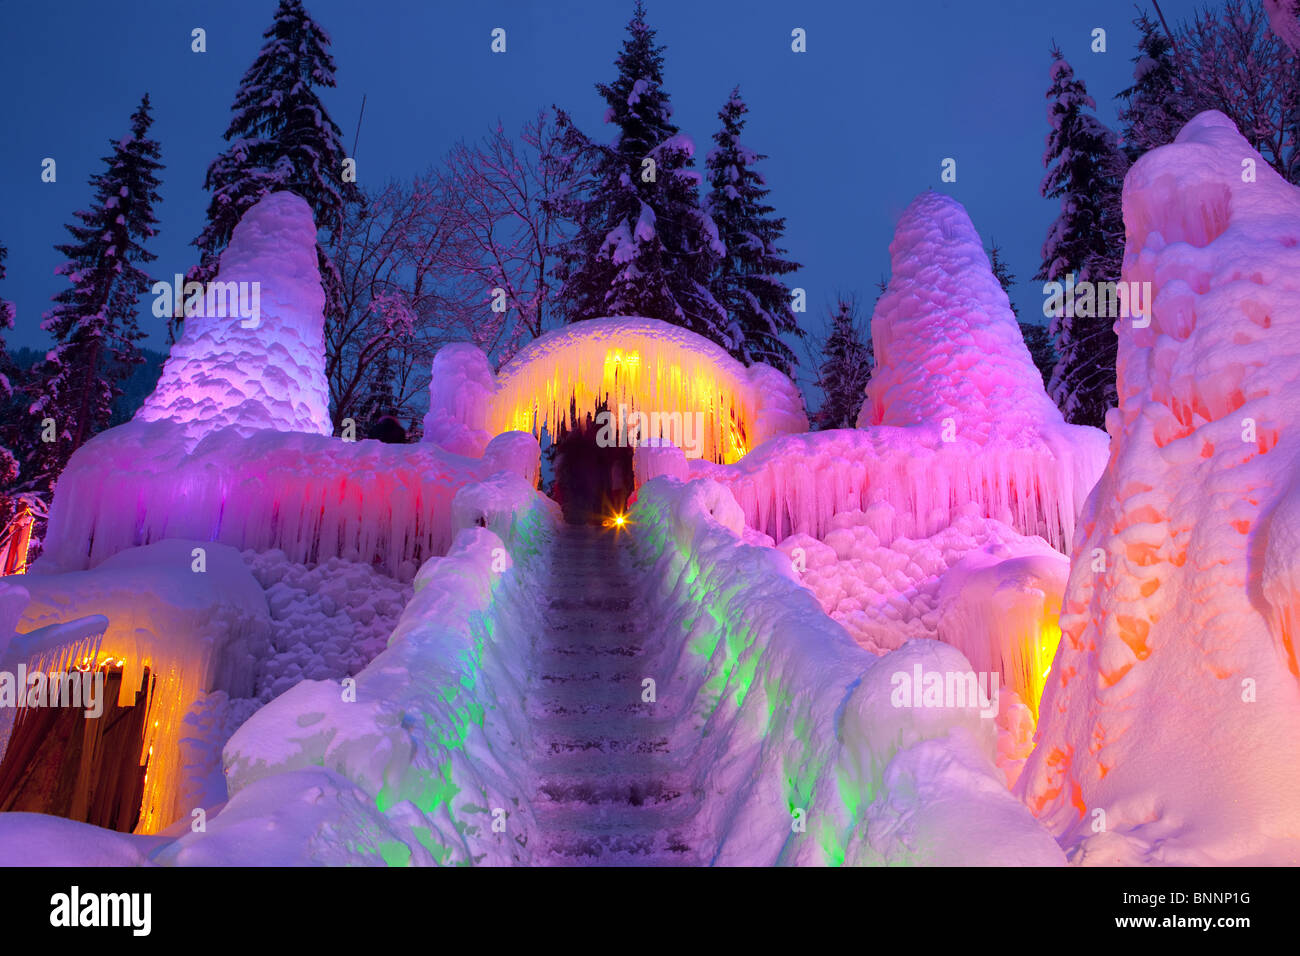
[0,615,107,767]
[40,422,542,578]
[488,318,776,465]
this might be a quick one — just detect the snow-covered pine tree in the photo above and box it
[191,0,356,332]
[988,242,1020,320]
[1036,46,1125,429]
[0,242,19,498]
[1117,11,1191,162]
[989,241,1056,390]
[359,346,396,425]
[552,1,729,349]
[704,87,802,376]
[29,95,163,487]
[812,296,873,430]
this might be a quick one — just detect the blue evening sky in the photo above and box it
[0,0,1214,391]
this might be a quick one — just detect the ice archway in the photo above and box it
[423,317,809,464]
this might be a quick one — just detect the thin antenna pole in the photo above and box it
[352,93,367,158]
[1151,0,1180,52]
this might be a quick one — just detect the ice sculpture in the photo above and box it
[136,191,333,441]
[1019,112,1300,864]
[424,316,808,464]
[691,193,1109,551]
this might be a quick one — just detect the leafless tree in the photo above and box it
[327,179,458,429]
[326,110,577,430]
[432,109,576,361]
[1176,1,1299,181]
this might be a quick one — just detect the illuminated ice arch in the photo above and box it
[423,317,809,464]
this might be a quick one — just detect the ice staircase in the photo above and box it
[529,524,700,865]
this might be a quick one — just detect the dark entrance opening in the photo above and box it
[0,663,154,832]
[550,410,633,525]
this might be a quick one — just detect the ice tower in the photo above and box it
[1019,112,1300,865]
[136,191,333,441]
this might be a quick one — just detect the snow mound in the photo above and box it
[0,813,162,866]
[1019,110,1300,865]
[777,502,1064,659]
[423,343,496,456]
[861,191,1061,440]
[242,550,412,702]
[137,191,332,442]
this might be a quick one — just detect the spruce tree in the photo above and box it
[704,87,802,375]
[191,0,356,330]
[812,296,873,430]
[0,242,19,497]
[1117,12,1191,161]
[360,347,396,426]
[1037,46,1125,429]
[1018,322,1057,392]
[30,95,163,486]
[990,242,1056,390]
[552,1,728,348]
[989,242,1020,319]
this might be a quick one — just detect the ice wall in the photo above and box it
[136,191,333,441]
[38,420,541,577]
[688,425,1103,554]
[1019,111,1300,864]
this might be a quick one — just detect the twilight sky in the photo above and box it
[0,0,1214,385]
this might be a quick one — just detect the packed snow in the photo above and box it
[243,549,411,702]
[774,503,1065,666]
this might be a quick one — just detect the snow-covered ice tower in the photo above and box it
[136,191,333,439]
[1019,112,1300,864]
[686,192,1108,553]
[861,191,1067,441]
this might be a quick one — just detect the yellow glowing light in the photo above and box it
[488,320,761,465]
[1025,616,1063,721]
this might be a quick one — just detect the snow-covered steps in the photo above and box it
[529,524,701,866]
